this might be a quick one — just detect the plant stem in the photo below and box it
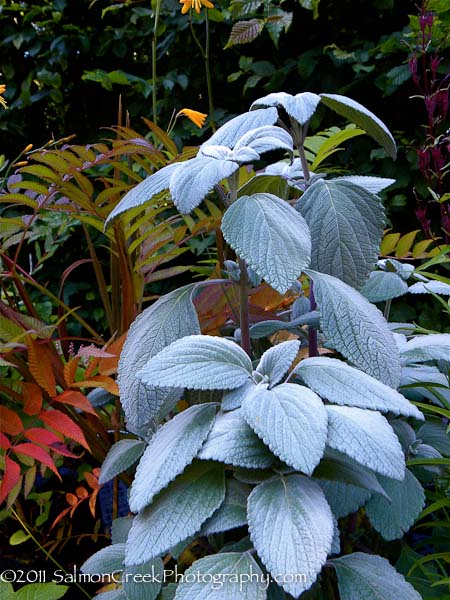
[293,121,318,357]
[238,257,252,356]
[204,11,216,131]
[384,298,392,321]
[152,0,162,126]
[10,508,92,600]
[227,173,251,356]
[190,12,216,131]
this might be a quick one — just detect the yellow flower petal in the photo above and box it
[177,108,208,129]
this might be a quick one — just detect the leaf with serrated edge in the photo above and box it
[174,552,267,599]
[296,180,384,289]
[409,281,450,295]
[81,544,125,574]
[314,449,388,498]
[331,175,395,194]
[361,270,408,302]
[320,93,397,159]
[169,156,239,214]
[105,163,179,226]
[332,552,422,600]
[233,125,293,155]
[222,379,256,411]
[307,270,401,388]
[123,557,164,600]
[365,470,425,541]
[202,479,250,535]
[222,193,311,293]
[251,92,322,125]
[319,480,371,519]
[242,383,327,474]
[199,409,273,468]
[326,406,405,480]
[401,333,450,364]
[201,108,278,149]
[294,357,423,419]
[256,340,300,387]
[248,475,333,597]
[136,335,252,391]
[118,285,200,431]
[125,462,225,566]
[130,404,217,512]
[99,439,146,485]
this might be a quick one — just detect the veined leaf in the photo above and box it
[81,544,125,574]
[222,193,311,293]
[201,108,278,150]
[296,180,384,288]
[105,163,178,226]
[314,449,388,498]
[118,285,200,431]
[401,333,450,364]
[251,91,321,125]
[242,383,327,474]
[202,479,250,535]
[125,462,225,566]
[319,480,371,519]
[136,335,253,391]
[199,409,274,468]
[255,339,300,386]
[294,357,423,419]
[169,156,239,214]
[174,552,266,599]
[130,404,217,512]
[99,439,146,485]
[365,470,425,541]
[332,552,422,600]
[225,19,264,49]
[233,125,293,156]
[326,405,405,480]
[248,475,333,597]
[361,270,408,302]
[320,93,397,159]
[308,271,402,388]
[123,558,164,600]
[332,175,395,194]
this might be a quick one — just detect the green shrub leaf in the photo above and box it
[326,406,405,480]
[130,404,217,512]
[222,193,311,293]
[332,552,422,600]
[295,356,423,419]
[308,271,402,387]
[248,475,333,597]
[242,383,327,474]
[297,180,385,288]
[136,335,252,391]
[125,462,225,566]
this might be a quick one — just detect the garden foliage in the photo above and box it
[79,91,450,599]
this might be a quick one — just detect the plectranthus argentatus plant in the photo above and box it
[80,92,450,600]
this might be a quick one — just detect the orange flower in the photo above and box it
[177,108,208,129]
[0,84,7,109]
[179,0,214,14]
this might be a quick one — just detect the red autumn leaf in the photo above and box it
[39,409,90,450]
[70,375,119,396]
[21,382,43,416]
[89,487,100,517]
[63,356,80,387]
[98,334,127,376]
[50,506,71,529]
[0,406,24,436]
[66,492,79,506]
[0,457,21,504]
[13,443,61,480]
[54,390,97,415]
[76,486,89,499]
[27,337,56,397]
[49,443,80,458]
[84,469,100,490]
[25,428,62,446]
[0,432,11,450]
